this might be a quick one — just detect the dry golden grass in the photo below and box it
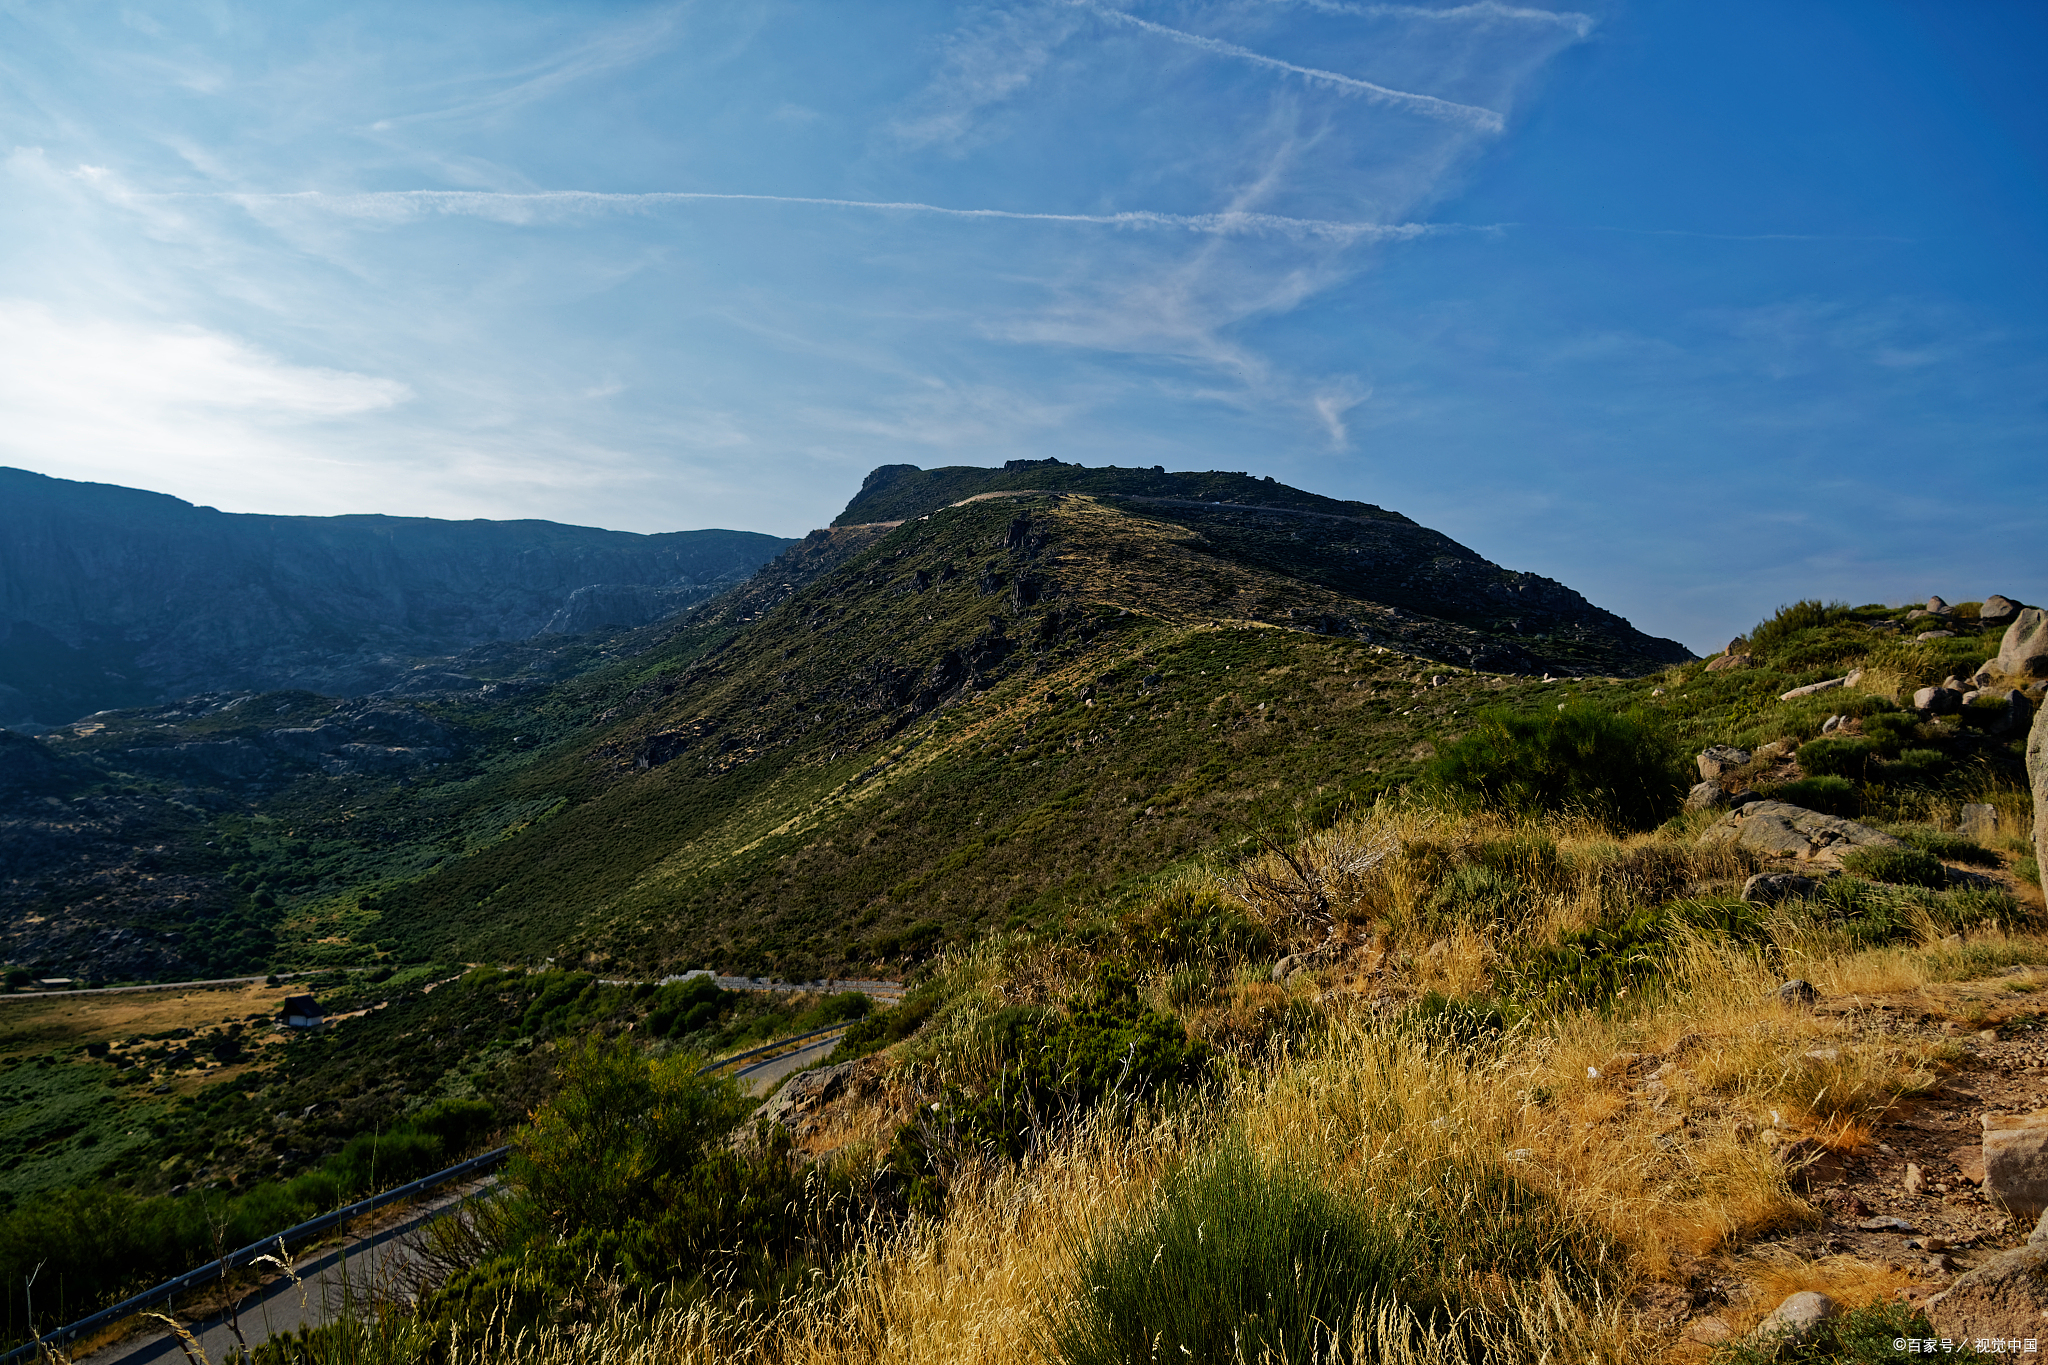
[272,797,2043,1365]
[0,979,296,1059]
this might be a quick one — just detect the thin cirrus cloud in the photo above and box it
[155,188,1460,246]
[1084,5,1508,132]
[1280,0,1593,37]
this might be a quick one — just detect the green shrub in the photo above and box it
[1840,846,1948,889]
[1797,737,1873,780]
[1402,991,1522,1047]
[1812,879,1917,947]
[1884,748,1950,785]
[1424,707,1687,831]
[893,962,1207,1197]
[1748,599,1854,657]
[1860,712,1921,756]
[1051,1140,1417,1365]
[2019,856,2041,888]
[1119,886,1272,969]
[400,1033,830,1338]
[1766,775,1859,816]
[1423,862,1527,926]
[827,987,939,1064]
[1889,827,2000,866]
[1052,1140,1612,1365]
[1507,908,1669,1011]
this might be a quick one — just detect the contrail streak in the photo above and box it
[1087,6,1505,132]
[184,188,1457,244]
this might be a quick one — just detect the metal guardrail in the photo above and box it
[8,1023,868,1360]
[694,1022,852,1077]
[2,1146,511,1365]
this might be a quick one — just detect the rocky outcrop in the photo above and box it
[0,466,791,724]
[2031,696,2048,874]
[1745,1292,1835,1350]
[1925,1207,2048,1345]
[1696,746,1753,781]
[1985,1112,2048,1223]
[1984,608,2048,682]
[830,462,1694,676]
[1698,801,1901,866]
[1981,595,2023,626]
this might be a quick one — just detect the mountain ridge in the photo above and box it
[0,467,793,726]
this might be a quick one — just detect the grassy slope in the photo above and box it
[369,493,1695,977]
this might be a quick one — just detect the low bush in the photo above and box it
[1118,886,1272,969]
[1748,599,1855,657]
[1052,1139,1614,1365]
[1424,706,1687,831]
[1796,737,1872,780]
[1766,775,1859,816]
[1840,846,1948,889]
[1507,908,1670,1012]
[1860,712,1922,756]
[416,1036,830,1339]
[827,987,938,1064]
[1883,748,1950,785]
[1051,1139,1418,1365]
[1890,827,2000,866]
[890,962,1207,1201]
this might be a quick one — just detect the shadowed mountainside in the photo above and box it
[0,467,792,726]
[6,463,1693,982]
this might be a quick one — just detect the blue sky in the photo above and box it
[2,0,2042,653]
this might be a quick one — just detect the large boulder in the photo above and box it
[1686,781,1730,812]
[1745,1291,1836,1350]
[1925,1206,2048,1345]
[1988,608,2048,680]
[1699,801,1901,866]
[2032,697,2048,875]
[1915,684,1966,715]
[1697,745,1753,781]
[754,1060,859,1138]
[1982,595,2023,626]
[1986,1111,2048,1223]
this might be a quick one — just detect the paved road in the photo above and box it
[734,1033,847,1095]
[76,1181,496,1365]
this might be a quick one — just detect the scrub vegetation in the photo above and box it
[4,470,2043,1360]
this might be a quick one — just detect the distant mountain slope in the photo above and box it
[4,464,1693,983]
[0,468,793,725]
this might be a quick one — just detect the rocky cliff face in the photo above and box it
[0,468,792,726]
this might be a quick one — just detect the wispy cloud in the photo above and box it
[1279,0,1594,39]
[889,3,1086,150]
[1085,5,1506,132]
[156,186,1462,245]
[366,5,689,131]
[1313,379,1371,446]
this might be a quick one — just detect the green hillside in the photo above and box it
[363,488,1691,976]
